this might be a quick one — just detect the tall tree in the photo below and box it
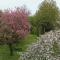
[35,0,59,36]
[0,7,30,55]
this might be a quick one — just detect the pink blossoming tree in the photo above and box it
[0,7,30,55]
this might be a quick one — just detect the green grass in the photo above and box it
[15,34,37,51]
[0,45,19,60]
[0,34,37,60]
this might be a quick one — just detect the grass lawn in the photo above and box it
[0,34,37,60]
[0,45,19,60]
[15,34,37,51]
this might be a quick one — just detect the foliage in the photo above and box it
[35,0,59,36]
[0,34,37,60]
[20,30,60,60]
[29,16,37,35]
[15,34,37,51]
[0,45,19,60]
[0,7,30,55]
[2,7,30,38]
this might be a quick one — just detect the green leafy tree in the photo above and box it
[29,16,37,35]
[35,0,59,36]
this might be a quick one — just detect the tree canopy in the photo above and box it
[0,7,30,55]
[35,0,59,36]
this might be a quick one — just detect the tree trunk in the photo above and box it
[8,43,13,56]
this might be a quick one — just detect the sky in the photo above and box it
[0,0,60,15]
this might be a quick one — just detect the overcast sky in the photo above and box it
[0,0,60,15]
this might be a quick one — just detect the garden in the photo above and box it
[0,0,60,60]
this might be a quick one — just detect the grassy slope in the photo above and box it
[15,34,37,51]
[0,34,37,60]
